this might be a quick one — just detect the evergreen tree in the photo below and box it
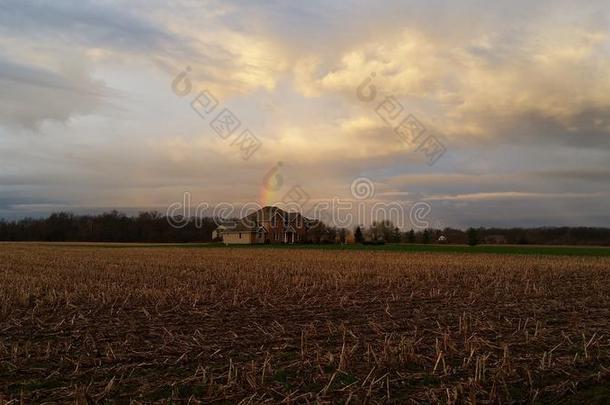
[467,227,479,246]
[391,227,401,243]
[422,229,430,244]
[354,226,364,243]
[407,229,416,243]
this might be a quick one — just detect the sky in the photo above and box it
[1,0,610,228]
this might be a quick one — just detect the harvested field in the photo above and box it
[1,244,609,403]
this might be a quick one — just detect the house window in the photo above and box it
[239,233,242,238]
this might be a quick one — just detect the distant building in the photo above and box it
[211,225,227,240]
[214,206,313,244]
[437,235,448,243]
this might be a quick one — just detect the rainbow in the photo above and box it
[259,162,284,206]
[259,186,281,207]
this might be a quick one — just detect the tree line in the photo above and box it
[0,211,345,244]
[353,221,610,246]
[1,212,609,245]
[0,211,217,243]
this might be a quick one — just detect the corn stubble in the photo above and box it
[0,245,609,403]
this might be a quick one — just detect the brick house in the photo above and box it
[216,206,313,244]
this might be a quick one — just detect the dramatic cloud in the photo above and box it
[0,60,111,129]
[0,0,609,226]
[0,0,174,53]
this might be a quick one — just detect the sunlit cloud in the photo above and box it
[0,0,609,226]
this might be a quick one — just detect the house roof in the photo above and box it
[286,212,304,223]
[244,206,284,222]
[215,206,311,232]
[219,222,271,234]
[244,206,309,224]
